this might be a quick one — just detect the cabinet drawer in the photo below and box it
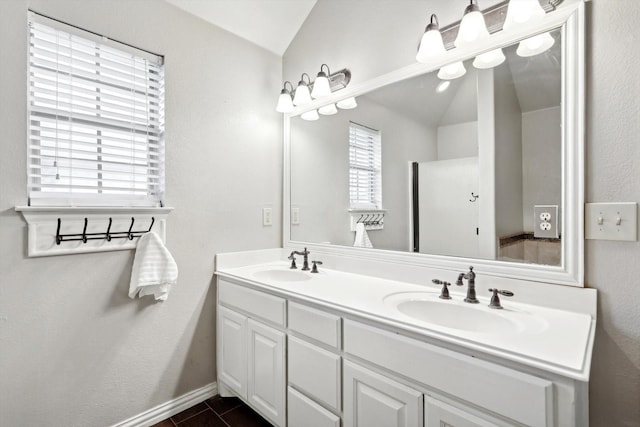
[289,301,341,348]
[343,320,553,427]
[288,387,340,427]
[289,336,341,413]
[219,280,286,327]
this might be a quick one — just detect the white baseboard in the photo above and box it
[111,382,217,427]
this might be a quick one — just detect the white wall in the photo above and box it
[437,121,478,160]
[285,1,640,425]
[522,106,562,233]
[290,96,436,251]
[0,1,282,426]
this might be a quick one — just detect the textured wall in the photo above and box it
[285,1,640,425]
[0,0,282,426]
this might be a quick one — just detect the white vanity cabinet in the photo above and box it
[216,275,590,427]
[217,280,286,427]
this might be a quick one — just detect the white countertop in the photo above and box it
[216,256,595,381]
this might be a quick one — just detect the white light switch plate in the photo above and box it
[262,207,273,226]
[585,202,637,241]
[291,207,300,225]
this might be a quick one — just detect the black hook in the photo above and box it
[127,217,135,240]
[56,218,62,245]
[357,214,364,223]
[147,217,155,232]
[81,218,88,243]
[106,218,113,241]
[469,192,479,202]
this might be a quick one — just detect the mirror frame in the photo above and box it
[283,1,585,287]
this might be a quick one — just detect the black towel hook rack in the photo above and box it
[55,216,156,245]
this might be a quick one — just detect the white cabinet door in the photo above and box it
[343,360,423,427]
[217,306,248,399]
[248,318,286,427]
[424,396,501,427]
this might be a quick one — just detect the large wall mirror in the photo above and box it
[284,2,584,286]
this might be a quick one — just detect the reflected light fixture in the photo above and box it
[311,64,332,98]
[454,0,490,47]
[437,61,466,80]
[503,0,546,30]
[275,81,294,113]
[301,109,319,121]
[435,80,450,93]
[473,48,505,69]
[293,73,312,106]
[319,103,338,115]
[416,14,446,63]
[336,97,358,109]
[517,32,555,57]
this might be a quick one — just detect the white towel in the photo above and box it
[353,222,373,248]
[129,232,178,301]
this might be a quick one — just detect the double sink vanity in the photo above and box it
[216,1,594,426]
[215,248,595,427]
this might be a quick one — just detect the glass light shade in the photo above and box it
[473,48,506,69]
[293,82,312,106]
[454,9,489,47]
[437,61,466,80]
[275,90,294,113]
[503,0,546,31]
[435,80,450,93]
[311,74,331,98]
[337,97,358,109]
[416,29,446,63]
[301,109,319,121]
[318,103,338,115]
[517,32,555,57]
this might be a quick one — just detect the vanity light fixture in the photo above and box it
[503,0,546,29]
[275,81,294,113]
[454,0,490,47]
[300,109,319,121]
[437,61,466,80]
[472,48,506,69]
[293,73,312,106]
[318,103,338,115]
[416,14,446,63]
[337,97,358,109]
[311,64,332,98]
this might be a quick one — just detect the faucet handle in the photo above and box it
[432,279,452,300]
[288,252,297,269]
[488,288,514,309]
[311,260,323,273]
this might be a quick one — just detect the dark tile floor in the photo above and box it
[151,395,272,427]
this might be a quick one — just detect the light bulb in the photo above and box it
[293,74,312,106]
[311,74,331,98]
[301,109,319,121]
[517,32,554,57]
[503,0,546,31]
[416,14,446,63]
[437,61,466,80]
[436,80,450,93]
[337,97,358,109]
[473,48,505,69]
[454,2,489,48]
[319,104,338,115]
[276,90,294,113]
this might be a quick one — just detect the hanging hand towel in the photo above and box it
[353,222,373,248]
[129,232,178,301]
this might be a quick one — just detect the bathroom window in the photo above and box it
[27,13,165,207]
[349,122,382,209]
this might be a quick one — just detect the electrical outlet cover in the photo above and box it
[533,205,559,239]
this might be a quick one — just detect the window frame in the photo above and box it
[349,121,382,210]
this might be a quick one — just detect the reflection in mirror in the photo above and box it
[290,28,562,267]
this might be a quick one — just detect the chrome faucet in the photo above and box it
[456,266,479,303]
[290,247,310,271]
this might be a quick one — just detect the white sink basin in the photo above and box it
[252,269,312,282]
[384,292,548,335]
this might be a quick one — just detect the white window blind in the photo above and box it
[27,13,165,207]
[349,122,382,209]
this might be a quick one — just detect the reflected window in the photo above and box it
[349,122,381,209]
